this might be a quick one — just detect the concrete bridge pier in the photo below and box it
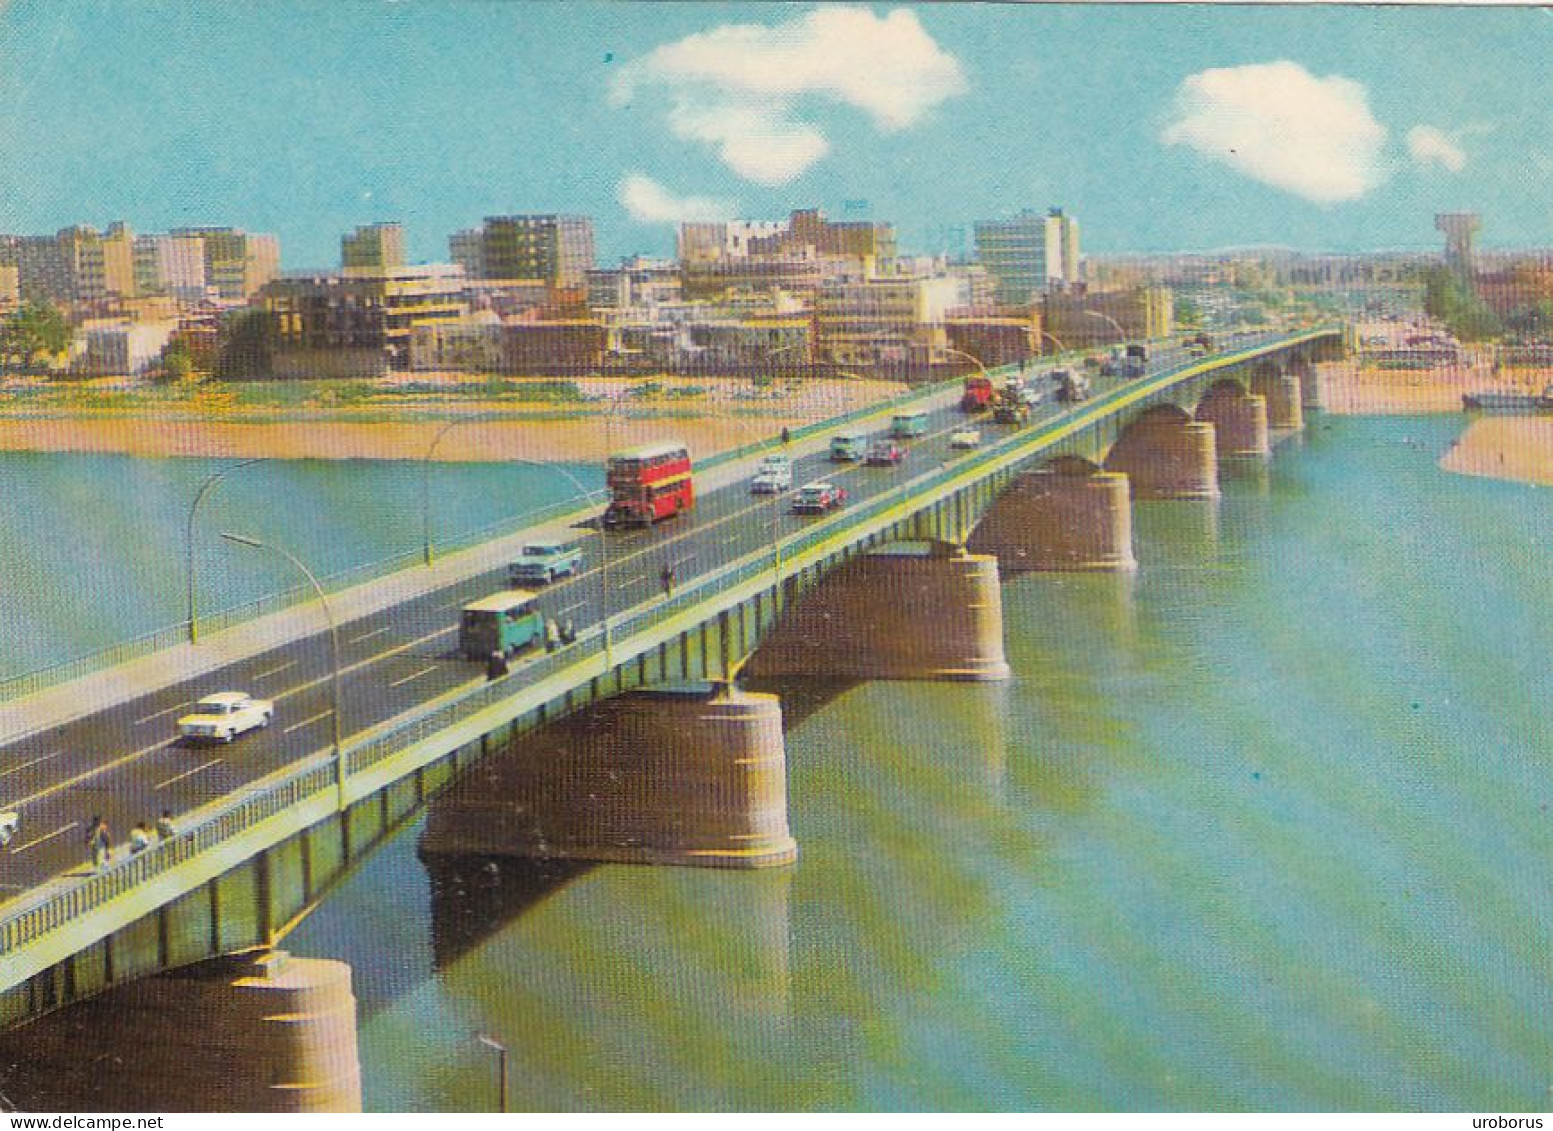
[1104,406,1220,499]
[0,950,361,1112]
[1195,383,1270,459]
[743,542,1011,682]
[419,685,798,870]
[1289,358,1323,411]
[967,457,1136,572]
[1256,372,1305,432]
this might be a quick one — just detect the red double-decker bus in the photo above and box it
[603,442,694,528]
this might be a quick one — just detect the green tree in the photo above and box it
[1423,267,1502,342]
[158,337,195,383]
[214,309,273,379]
[1174,295,1203,328]
[1,301,71,370]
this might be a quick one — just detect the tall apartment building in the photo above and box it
[172,227,280,301]
[0,223,136,306]
[449,215,595,289]
[342,223,406,272]
[133,234,208,301]
[974,208,1082,307]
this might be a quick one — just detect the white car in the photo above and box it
[751,455,793,494]
[0,809,18,849]
[950,428,981,449]
[178,692,274,743]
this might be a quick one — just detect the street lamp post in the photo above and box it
[186,458,265,643]
[477,1034,508,1112]
[422,418,473,567]
[1036,330,1068,358]
[220,533,346,809]
[1085,309,1128,347]
[940,346,991,390]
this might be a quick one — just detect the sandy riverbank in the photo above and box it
[1314,356,1549,415]
[1317,356,1551,486]
[0,376,906,463]
[1440,416,1553,486]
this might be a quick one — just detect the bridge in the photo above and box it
[0,326,1344,1110]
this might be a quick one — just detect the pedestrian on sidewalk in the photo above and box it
[545,618,560,653]
[561,618,576,645]
[781,426,791,447]
[86,816,111,871]
[130,823,151,855]
[660,563,675,597]
[156,810,176,841]
[486,650,510,682]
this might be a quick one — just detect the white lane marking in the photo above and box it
[554,600,584,615]
[254,660,298,680]
[10,737,177,809]
[134,701,191,725]
[283,711,332,736]
[0,749,63,781]
[270,623,456,704]
[616,573,645,590]
[388,665,438,689]
[10,820,78,855]
[347,626,391,643]
[156,758,223,791]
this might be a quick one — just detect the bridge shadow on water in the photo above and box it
[423,855,597,970]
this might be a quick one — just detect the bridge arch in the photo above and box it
[1104,404,1219,498]
[1194,379,1270,458]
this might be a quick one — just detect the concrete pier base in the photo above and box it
[968,459,1136,572]
[1260,374,1305,432]
[1105,408,1220,499]
[0,951,361,1112]
[1195,385,1270,459]
[419,686,797,869]
[743,544,1011,681]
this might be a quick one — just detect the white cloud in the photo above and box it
[1407,125,1466,173]
[618,174,733,224]
[1160,61,1388,204]
[612,7,966,185]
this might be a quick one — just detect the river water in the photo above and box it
[7,416,1552,1109]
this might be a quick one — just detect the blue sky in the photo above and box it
[1,2,1548,267]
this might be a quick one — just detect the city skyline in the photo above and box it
[0,3,1549,267]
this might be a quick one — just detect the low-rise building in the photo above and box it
[1042,286,1174,348]
[73,319,177,376]
[813,271,968,371]
[261,264,467,378]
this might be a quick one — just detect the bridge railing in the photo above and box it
[0,329,1341,959]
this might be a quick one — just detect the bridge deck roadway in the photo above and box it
[0,331,1310,909]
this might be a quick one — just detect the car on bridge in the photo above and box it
[751,454,793,494]
[178,692,274,744]
[459,590,545,661]
[508,539,584,585]
[791,481,848,514]
[865,439,904,466]
[950,428,981,449]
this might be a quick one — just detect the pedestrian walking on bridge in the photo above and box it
[86,816,111,871]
